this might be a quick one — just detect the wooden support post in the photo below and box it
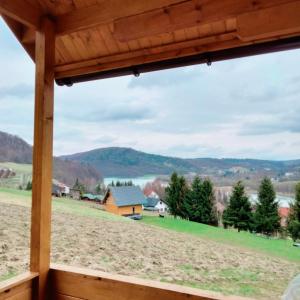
[30,17,55,300]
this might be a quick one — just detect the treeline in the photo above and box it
[109,180,133,187]
[165,173,300,241]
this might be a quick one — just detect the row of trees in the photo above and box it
[223,178,281,235]
[165,173,218,226]
[109,180,133,187]
[165,173,300,241]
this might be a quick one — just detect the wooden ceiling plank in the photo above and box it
[113,0,294,42]
[56,0,187,36]
[0,0,42,29]
[55,34,242,79]
[237,1,300,41]
[55,32,237,74]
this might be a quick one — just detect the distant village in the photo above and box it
[51,176,293,229]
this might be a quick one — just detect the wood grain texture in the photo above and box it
[237,1,300,41]
[0,272,37,300]
[30,17,55,300]
[50,265,254,300]
[113,0,293,42]
[56,0,185,35]
[0,0,42,29]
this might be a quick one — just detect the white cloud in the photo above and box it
[0,19,300,160]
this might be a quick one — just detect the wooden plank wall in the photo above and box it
[50,265,253,300]
[0,272,38,300]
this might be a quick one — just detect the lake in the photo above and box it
[250,194,294,207]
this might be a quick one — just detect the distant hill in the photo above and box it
[61,147,194,177]
[60,147,300,178]
[0,131,102,188]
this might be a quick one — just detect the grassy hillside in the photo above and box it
[142,216,300,262]
[0,131,102,188]
[0,187,124,221]
[0,162,32,188]
[0,187,299,299]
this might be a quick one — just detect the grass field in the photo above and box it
[0,162,32,189]
[0,187,299,299]
[0,187,125,221]
[141,216,300,262]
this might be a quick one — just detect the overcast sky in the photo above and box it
[1,19,300,160]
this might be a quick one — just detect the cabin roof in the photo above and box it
[1,1,300,86]
[105,186,145,207]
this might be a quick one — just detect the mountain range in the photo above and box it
[1,131,300,182]
[60,147,300,178]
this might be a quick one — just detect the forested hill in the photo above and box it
[0,131,102,187]
[60,147,300,178]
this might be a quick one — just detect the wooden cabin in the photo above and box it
[103,186,145,216]
[1,0,300,299]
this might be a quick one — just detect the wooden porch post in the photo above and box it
[30,17,55,300]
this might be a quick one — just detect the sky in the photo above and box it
[1,18,300,160]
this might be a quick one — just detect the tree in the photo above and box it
[165,173,179,217]
[95,183,102,194]
[184,176,202,222]
[200,179,218,226]
[26,181,32,191]
[73,178,86,196]
[254,177,280,236]
[287,182,300,242]
[165,172,188,218]
[223,181,253,232]
[184,177,217,225]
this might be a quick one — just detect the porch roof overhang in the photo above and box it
[1,0,300,86]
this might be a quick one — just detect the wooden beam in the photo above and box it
[22,27,36,44]
[113,0,294,42]
[30,17,55,300]
[0,272,38,300]
[50,264,253,300]
[56,0,186,36]
[0,0,42,29]
[1,16,35,61]
[55,32,237,77]
[237,1,300,41]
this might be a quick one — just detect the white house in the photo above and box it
[143,197,168,213]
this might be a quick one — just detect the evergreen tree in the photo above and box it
[200,179,218,226]
[73,178,86,196]
[26,181,32,191]
[223,181,253,232]
[254,177,280,236]
[287,182,300,242]
[184,176,202,222]
[184,177,217,225]
[177,175,189,219]
[165,173,180,217]
[95,183,102,194]
[165,173,188,218]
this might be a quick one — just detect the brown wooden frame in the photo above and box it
[1,0,300,299]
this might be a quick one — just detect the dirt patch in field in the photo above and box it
[0,202,299,299]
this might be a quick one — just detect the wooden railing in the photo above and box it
[0,265,254,300]
[0,272,38,300]
[49,264,253,300]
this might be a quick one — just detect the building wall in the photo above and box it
[105,193,142,216]
[155,201,168,213]
[118,205,142,216]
